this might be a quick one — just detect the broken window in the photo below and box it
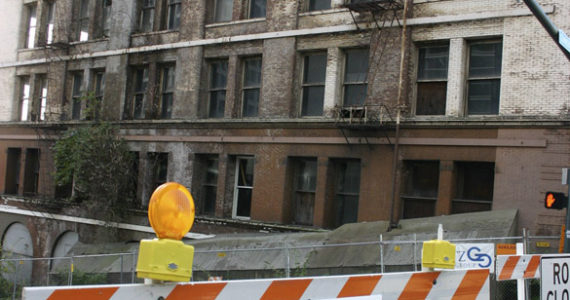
[23,149,40,196]
[301,52,326,116]
[148,152,168,194]
[75,0,90,41]
[233,157,254,219]
[242,57,262,117]
[131,66,149,119]
[467,41,502,115]
[19,77,31,121]
[5,148,22,195]
[401,161,439,219]
[343,48,369,106]
[71,72,84,120]
[416,45,449,115]
[138,0,155,32]
[195,155,219,216]
[44,1,55,45]
[24,4,37,48]
[35,75,48,121]
[159,64,175,119]
[209,60,228,118]
[333,159,361,227]
[307,0,330,11]
[248,0,266,18]
[166,0,181,30]
[214,0,233,23]
[292,158,317,226]
[452,162,494,214]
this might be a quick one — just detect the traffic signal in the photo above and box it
[544,191,568,209]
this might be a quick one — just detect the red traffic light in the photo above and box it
[544,191,568,209]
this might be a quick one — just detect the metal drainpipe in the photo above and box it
[389,0,410,229]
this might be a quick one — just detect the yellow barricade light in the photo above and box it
[422,239,456,269]
[136,182,196,282]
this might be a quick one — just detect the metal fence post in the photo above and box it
[413,233,417,272]
[68,257,73,286]
[120,255,124,284]
[12,260,19,300]
[379,234,384,274]
[285,245,291,278]
[132,252,136,283]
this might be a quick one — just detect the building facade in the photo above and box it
[0,0,569,251]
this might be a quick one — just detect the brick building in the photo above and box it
[0,0,568,252]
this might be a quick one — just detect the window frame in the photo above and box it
[166,0,181,30]
[466,40,503,116]
[342,48,369,107]
[19,77,31,121]
[214,0,233,23]
[23,148,41,196]
[306,0,331,11]
[415,44,449,116]
[24,4,38,49]
[75,0,90,42]
[291,157,317,225]
[208,59,228,118]
[44,1,55,45]
[71,72,84,120]
[248,0,266,19]
[5,148,22,195]
[332,159,361,227]
[158,64,175,119]
[301,52,327,117]
[241,56,262,118]
[232,156,254,219]
[131,65,149,119]
[36,75,48,121]
[138,0,156,32]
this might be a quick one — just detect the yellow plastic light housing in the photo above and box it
[148,182,195,240]
[422,239,456,269]
[137,238,194,282]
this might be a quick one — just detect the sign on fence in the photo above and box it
[541,255,570,300]
[455,243,495,272]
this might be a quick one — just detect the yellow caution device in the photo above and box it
[422,239,456,269]
[136,182,196,282]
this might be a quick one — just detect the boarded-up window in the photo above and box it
[416,45,449,115]
[292,158,317,225]
[401,161,439,219]
[333,159,361,227]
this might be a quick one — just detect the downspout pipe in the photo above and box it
[522,0,570,60]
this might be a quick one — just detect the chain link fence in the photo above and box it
[0,231,563,299]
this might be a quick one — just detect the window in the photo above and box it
[159,64,175,119]
[45,2,55,45]
[233,157,254,219]
[301,53,326,116]
[5,148,22,195]
[76,0,90,41]
[307,0,330,11]
[20,77,31,121]
[291,158,317,225]
[166,0,181,30]
[98,0,112,38]
[88,70,105,119]
[467,41,502,115]
[195,155,219,215]
[120,151,139,205]
[132,66,149,119]
[333,159,361,227]
[36,75,48,121]
[401,161,439,219]
[343,49,369,106]
[214,0,233,22]
[139,0,155,32]
[209,60,228,118]
[25,4,37,48]
[71,72,84,120]
[416,45,449,115]
[148,152,168,194]
[248,0,266,19]
[242,57,262,117]
[23,149,40,196]
[452,162,494,214]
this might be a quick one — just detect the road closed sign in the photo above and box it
[541,255,570,300]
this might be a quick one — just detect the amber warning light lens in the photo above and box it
[148,182,195,240]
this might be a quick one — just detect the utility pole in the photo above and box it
[522,0,570,60]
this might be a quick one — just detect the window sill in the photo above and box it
[131,29,180,38]
[299,8,349,17]
[69,37,109,46]
[205,18,266,29]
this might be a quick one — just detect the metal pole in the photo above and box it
[522,0,570,60]
[285,245,291,278]
[413,233,417,272]
[565,172,570,253]
[120,255,124,284]
[68,257,73,286]
[12,261,18,300]
[379,234,384,274]
[131,252,136,283]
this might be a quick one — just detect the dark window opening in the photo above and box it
[5,148,22,195]
[209,60,228,118]
[76,0,90,41]
[214,0,233,22]
[132,66,149,119]
[159,64,175,119]
[195,155,219,216]
[23,149,40,196]
[333,159,361,227]
[467,41,502,115]
[452,162,494,214]
[401,161,439,219]
[148,152,168,193]
[166,0,181,30]
[242,57,262,117]
[292,158,317,226]
[234,157,254,218]
[301,53,326,116]
[308,0,331,11]
[343,49,369,106]
[139,0,155,32]
[71,73,83,120]
[416,45,449,115]
[249,0,266,18]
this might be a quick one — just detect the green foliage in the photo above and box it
[53,121,136,219]
[71,269,107,285]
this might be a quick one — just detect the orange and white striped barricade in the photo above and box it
[23,269,490,300]
[495,254,541,281]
